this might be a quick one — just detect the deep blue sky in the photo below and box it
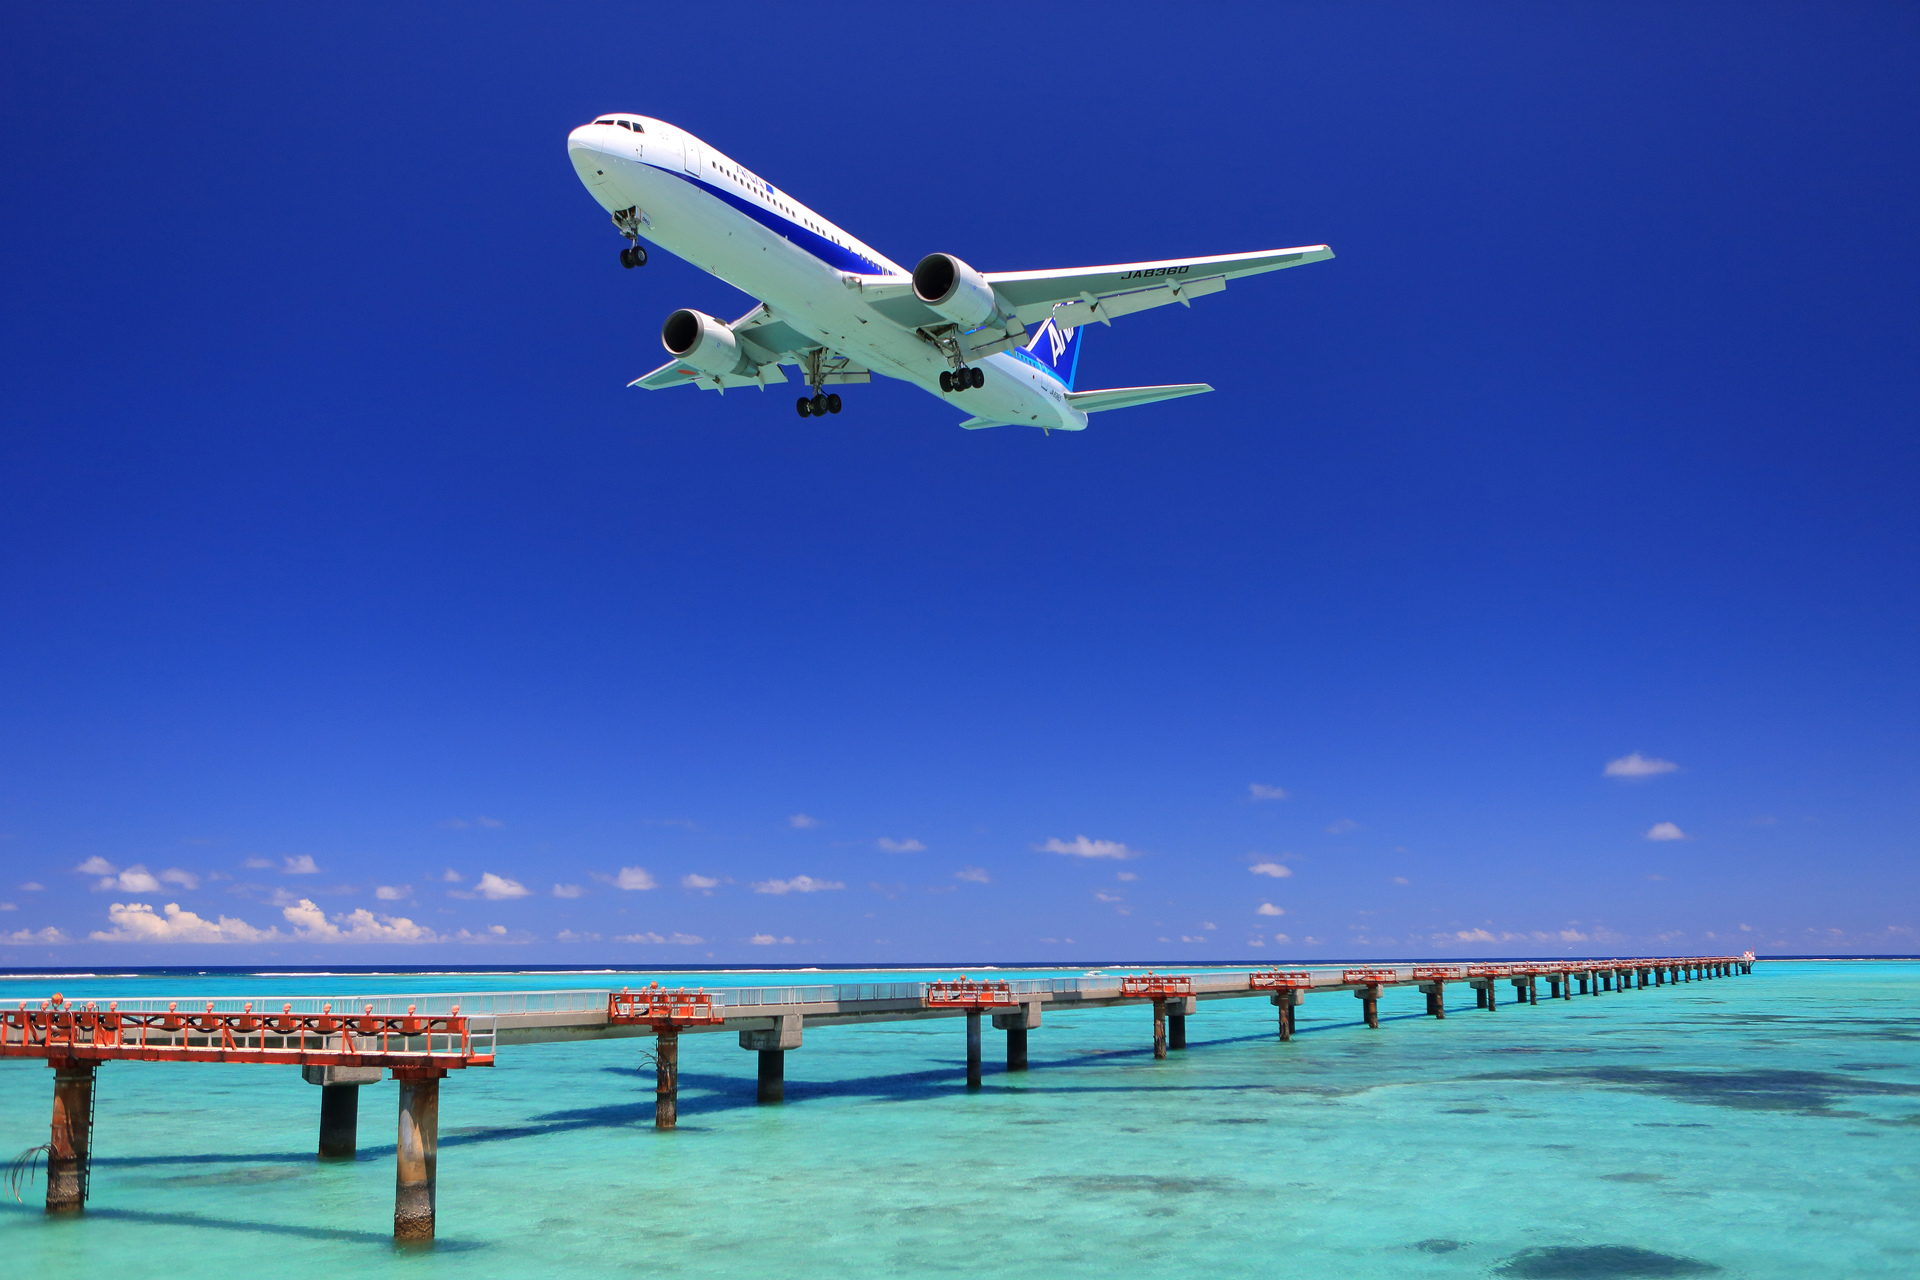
[2,4,1914,964]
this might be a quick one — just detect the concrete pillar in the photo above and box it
[1655,966,1665,986]
[654,1028,679,1129]
[992,1001,1039,1073]
[320,1086,359,1159]
[393,1069,442,1244]
[1423,981,1446,1018]
[1355,986,1380,1029]
[1152,997,1168,1060]
[1168,1013,1187,1050]
[1474,982,1488,1009]
[1528,978,1539,1005]
[966,1009,983,1088]
[1511,978,1530,1006]
[45,1060,95,1215]
[739,1014,802,1104]
[1272,991,1298,1040]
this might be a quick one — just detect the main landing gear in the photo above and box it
[619,244,648,269]
[796,393,842,418]
[940,367,985,393]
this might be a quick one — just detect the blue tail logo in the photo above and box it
[1014,315,1084,390]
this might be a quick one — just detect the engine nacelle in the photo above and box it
[912,253,1000,330]
[661,308,750,377]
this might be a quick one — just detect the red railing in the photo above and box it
[1342,969,1398,986]
[607,987,726,1027]
[1249,970,1315,990]
[924,978,1017,1009]
[1120,972,1193,998]
[1411,966,1462,980]
[0,995,488,1067]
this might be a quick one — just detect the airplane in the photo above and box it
[566,113,1332,432]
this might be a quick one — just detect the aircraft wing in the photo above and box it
[987,245,1332,328]
[630,304,868,392]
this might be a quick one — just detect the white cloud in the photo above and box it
[1093,891,1123,903]
[375,884,410,901]
[788,813,820,829]
[159,868,199,889]
[556,929,601,942]
[94,865,162,893]
[1646,822,1687,841]
[475,872,531,900]
[3,926,70,945]
[749,933,795,945]
[281,898,437,943]
[440,816,504,830]
[93,901,277,943]
[600,867,658,891]
[241,857,274,869]
[1257,903,1285,917]
[752,875,844,895]
[1559,928,1589,942]
[74,857,117,876]
[438,868,463,882]
[283,855,319,875]
[1201,921,1217,930]
[489,924,507,935]
[680,873,719,892]
[1325,819,1360,834]
[954,866,990,884]
[1038,835,1139,860]
[876,837,925,853]
[551,883,584,899]
[1606,753,1678,778]
[0,902,12,911]
[1248,783,1289,801]
[19,882,45,891]
[1115,871,1139,882]
[1455,928,1497,942]
[1272,933,1292,944]
[1249,862,1293,879]
[1391,876,1410,885]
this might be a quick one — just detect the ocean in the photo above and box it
[2,960,1914,1278]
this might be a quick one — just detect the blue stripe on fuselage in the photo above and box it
[662,164,901,278]
[1010,342,1075,387]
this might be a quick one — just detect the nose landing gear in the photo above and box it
[619,244,648,269]
[612,206,649,269]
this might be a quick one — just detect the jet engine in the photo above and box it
[661,308,750,377]
[912,253,1000,330]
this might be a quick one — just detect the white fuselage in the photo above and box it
[567,116,1085,430]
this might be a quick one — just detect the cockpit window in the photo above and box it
[594,118,617,125]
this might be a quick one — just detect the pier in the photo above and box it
[2,953,1754,1242]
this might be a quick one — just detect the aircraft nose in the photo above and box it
[569,126,617,184]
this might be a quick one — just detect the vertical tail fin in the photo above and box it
[1014,316,1084,391]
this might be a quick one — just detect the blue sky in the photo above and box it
[2,4,1914,964]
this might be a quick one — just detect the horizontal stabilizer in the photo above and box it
[1064,383,1213,413]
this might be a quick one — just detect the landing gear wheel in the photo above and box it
[619,245,648,268]
[811,393,829,416]
[939,370,954,393]
[796,396,813,418]
[969,367,984,389]
[826,393,842,414]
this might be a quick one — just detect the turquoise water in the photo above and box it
[2,962,1915,1277]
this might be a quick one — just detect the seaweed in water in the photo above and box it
[1494,1245,1720,1278]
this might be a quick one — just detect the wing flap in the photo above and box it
[1064,383,1213,414]
[988,245,1331,326]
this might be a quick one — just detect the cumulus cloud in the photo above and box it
[752,875,843,895]
[282,855,319,875]
[1115,871,1139,882]
[556,929,601,942]
[1272,933,1292,944]
[1248,783,1289,801]
[1455,928,1497,943]
[438,868,463,882]
[954,867,990,884]
[788,813,820,829]
[375,885,410,901]
[74,857,117,876]
[0,902,12,911]
[1559,928,1589,942]
[750,934,795,945]
[680,874,719,892]
[241,857,274,869]
[1391,876,1410,885]
[614,932,704,945]
[92,901,277,944]
[1249,862,1293,879]
[1325,819,1360,834]
[1257,902,1285,916]
[1038,835,1139,860]
[282,898,437,943]
[1606,753,1678,778]
[549,883,583,899]
[876,837,925,853]
[19,882,45,892]
[159,868,199,889]
[1646,822,1687,841]
[91,864,163,893]
[4,926,69,945]
[474,872,531,900]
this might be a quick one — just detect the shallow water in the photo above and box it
[3,961,1915,1277]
